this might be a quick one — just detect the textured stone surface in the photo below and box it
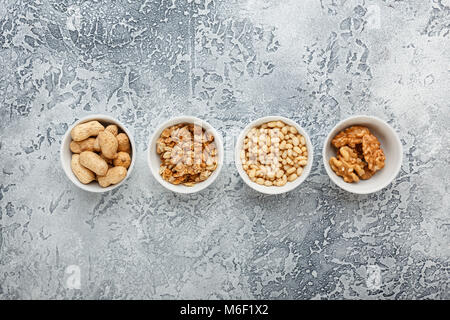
[0,0,449,299]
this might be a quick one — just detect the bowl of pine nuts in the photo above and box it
[148,116,224,194]
[235,116,313,195]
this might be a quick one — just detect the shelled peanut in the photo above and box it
[69,121,131,187]
[240,121,308,187]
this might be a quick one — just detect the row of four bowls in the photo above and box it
[61,114,402,195]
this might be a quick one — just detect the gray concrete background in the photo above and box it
[0,0,449,299]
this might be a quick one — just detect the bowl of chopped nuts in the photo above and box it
[148,116,224,194]
[323,115,403,194]
[235,116,314,195]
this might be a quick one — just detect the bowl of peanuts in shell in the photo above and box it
[148,116,224,194]
[323,115,402,194]
[60,114,136,193]
[235,116,314,195]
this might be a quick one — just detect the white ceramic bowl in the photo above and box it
[323,115,403,194]
[147,116,224,194]
[235,116,314,195]
[60,114,136,193]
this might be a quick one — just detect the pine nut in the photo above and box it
[286,167,296,175]
[300,136,306,146]
[264,180,273,186]
[276,170,284,178]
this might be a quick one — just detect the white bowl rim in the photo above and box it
[322,115,403,194]
[60,114,136,193]
[234,116,314,195]
[147,115,224,194]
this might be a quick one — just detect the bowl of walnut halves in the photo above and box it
[323,115,402,194]
[148,116,224,194]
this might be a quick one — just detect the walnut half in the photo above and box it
[362,133,386,172]
[329,146,367,183]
